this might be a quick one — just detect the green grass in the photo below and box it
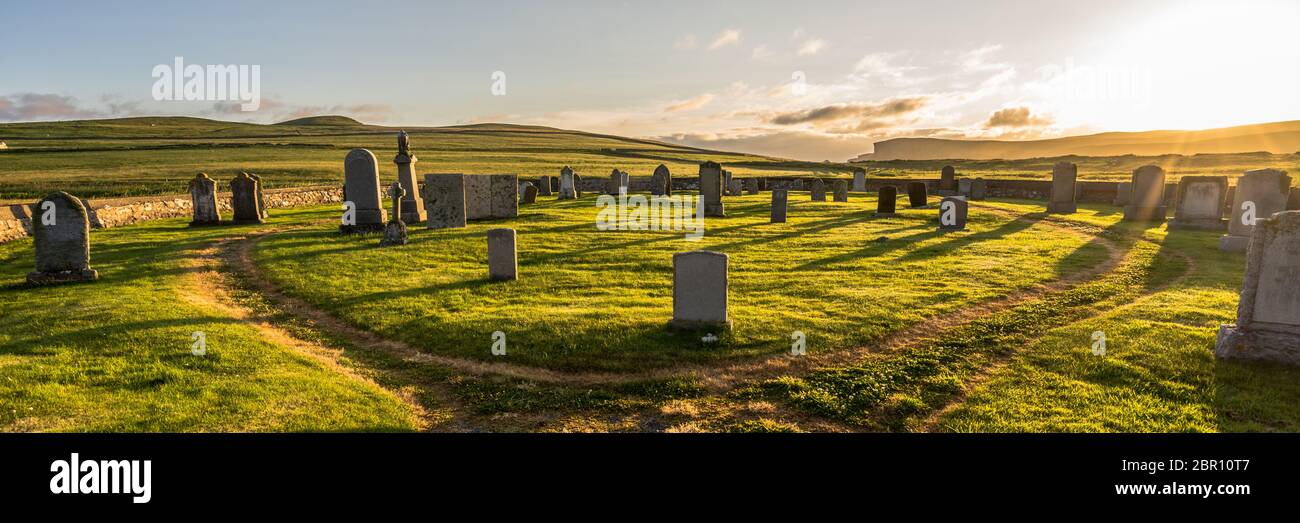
[252,193,1105,372]
[0,210,418,432]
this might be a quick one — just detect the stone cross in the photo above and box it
[388,181,406,223]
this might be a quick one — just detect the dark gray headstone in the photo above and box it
[833,180,848,202]
[537,175,552,196]
[27,191,98,284]
[652,164,672,196]
[522,183,538,204]
[1222,169,1291,251]
[907,182,928,208]
[487,228,517,281]
[1170,176,1227,230]
[188,172,221,226]
[770,189,787,223]
[810,179,827,201]
[938,196,968,231]
[668,250,730,330]
[1122,165,1167,222]
[1047,162,1078,214]
[874,186,898,217]
[700,161,725,217]
[231,172,263,224]
[938,165,957,195]
[342,148,385,233]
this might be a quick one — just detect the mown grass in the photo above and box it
[0,210,418,432]
[252,193,1106,372]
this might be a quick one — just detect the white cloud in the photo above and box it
[797,38,828,56]
[751,45,773,61]
[708,29,741,50]
[665,93,715,113]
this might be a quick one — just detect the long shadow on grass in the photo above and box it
[892,212,1045,263]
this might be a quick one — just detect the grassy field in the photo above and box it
[3,116,1297,202]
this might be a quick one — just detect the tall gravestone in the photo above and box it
[423,173,466,229]
[393,131,424,223]
[487,228,517,281]
[1047,162,1078,214]
[669,250,730,330]
[652,164,672,196]
[938,166,958,195]
[380,182,408,247]
[246,172,268,219]
[342,148,385,233]
[608,169,626,196]
[810,179,827,201]
[1169,176,1228,230]
[907,181,929,208]
[958,178,972,197]
[873,186,898,217]
[1222,169,1292,252]
[537,175,552,196]
[26,191,98,284]
[833,180,849,202]
[558,166,578,200]
[852,168,867,192]
[970,178,987,201]
[1122,165,1167,222]
[700,161,725,217]
[521,183,538,204]
[746,178,759,195]
[938,196,968,231]
[188,172,221,226]
[723,171,734,196]
[1216,210,1300,365]
[231,172,263,224]
[729,177,742,197]
[770,189,788,223]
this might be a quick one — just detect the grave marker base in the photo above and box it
[26,269,98,285]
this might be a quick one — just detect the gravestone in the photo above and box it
[873,186,898,217]
[558,166,578,200]
[1169,176,1228,230]
[521,183,538,204]
[853,168,867,192]
[608,169,627,195]
[342,148,385,233]
[393,131,424,223]
[465,174,519,219]
[573,173,583,198]
[26,191,98,284]
[422,173,466,229]
[230,172,264,224]
[380,182,408,247]
[1047,161,1078,214]
[1222,169,1292,252]
[770,189,788,223]
[746,178,759,195]
[537,175,552,196]
[1287,187,1300,211]
[1113,182,1132,206]
[650,169,669,196]
[970,178,987,201]
[464,175,492,219]
[833,180,848,202]
[958,178,973,197]
[907,181,928,208]
[810,179,827,201]
[188,172,221,226]
[729,177,742,197]
[700,161,725,217]
[487,228,517,281]
[724,171,734,196]
[937,165,957,195]
[246,172,268,219]
[1122,165,1167,222]
[652,164,672,196]
[668,250,730,330]
[1215,210,1300,365]
[938,196,968,231]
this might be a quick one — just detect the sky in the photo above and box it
[2,0,1299,161]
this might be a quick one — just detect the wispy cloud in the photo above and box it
[797,38,827,56]
[983,106,1052,128]
[708,29,741,50]
[665,94,716,113]
[767,97,929,126]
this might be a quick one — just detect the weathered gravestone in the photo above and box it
[853,168,867,192]
[537,175,552,196]
[1122,165,1167,222]
[27,191,98,284]
[937,165,958,195]
[810,178,827,201]
[958,178,973,198]
[231,172,264,224]
[970,178,987,201]
[1113,181,1132,206]
[486,228,517,281]
[188,172,221,226]
[423,173,466,229]
[1222,169,1292,252]
[700,161,725,217]
[465,174,519,220]
[380,182,408,247]
[342,148,385,233]
[723,171,734,196]
[1215,210,1300,365]
[746,177,759,195]
[770,189,788,223]
[669,250,730,330]
[938,196,968,231]
[393,131,424,223]
[729,177,743,197]
[521,183,538,204]
[558,166,579,200]
[833,180,849,202]
[907,181,929,208]
[652,164,672,196]
[1169,176,1227,230]
[550,176,560,194]
[874,186,899,217]
[608,169,629,195]
[245,172,268,219]
[1047,161,1078,214]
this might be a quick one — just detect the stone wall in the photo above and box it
[0,185,342,244]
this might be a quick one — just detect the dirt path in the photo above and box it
[225,207,1126,393]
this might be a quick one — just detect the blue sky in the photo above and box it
[3,0,1299,160]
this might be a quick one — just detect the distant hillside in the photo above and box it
[275,115,365,126]
[856,120,1300,161]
